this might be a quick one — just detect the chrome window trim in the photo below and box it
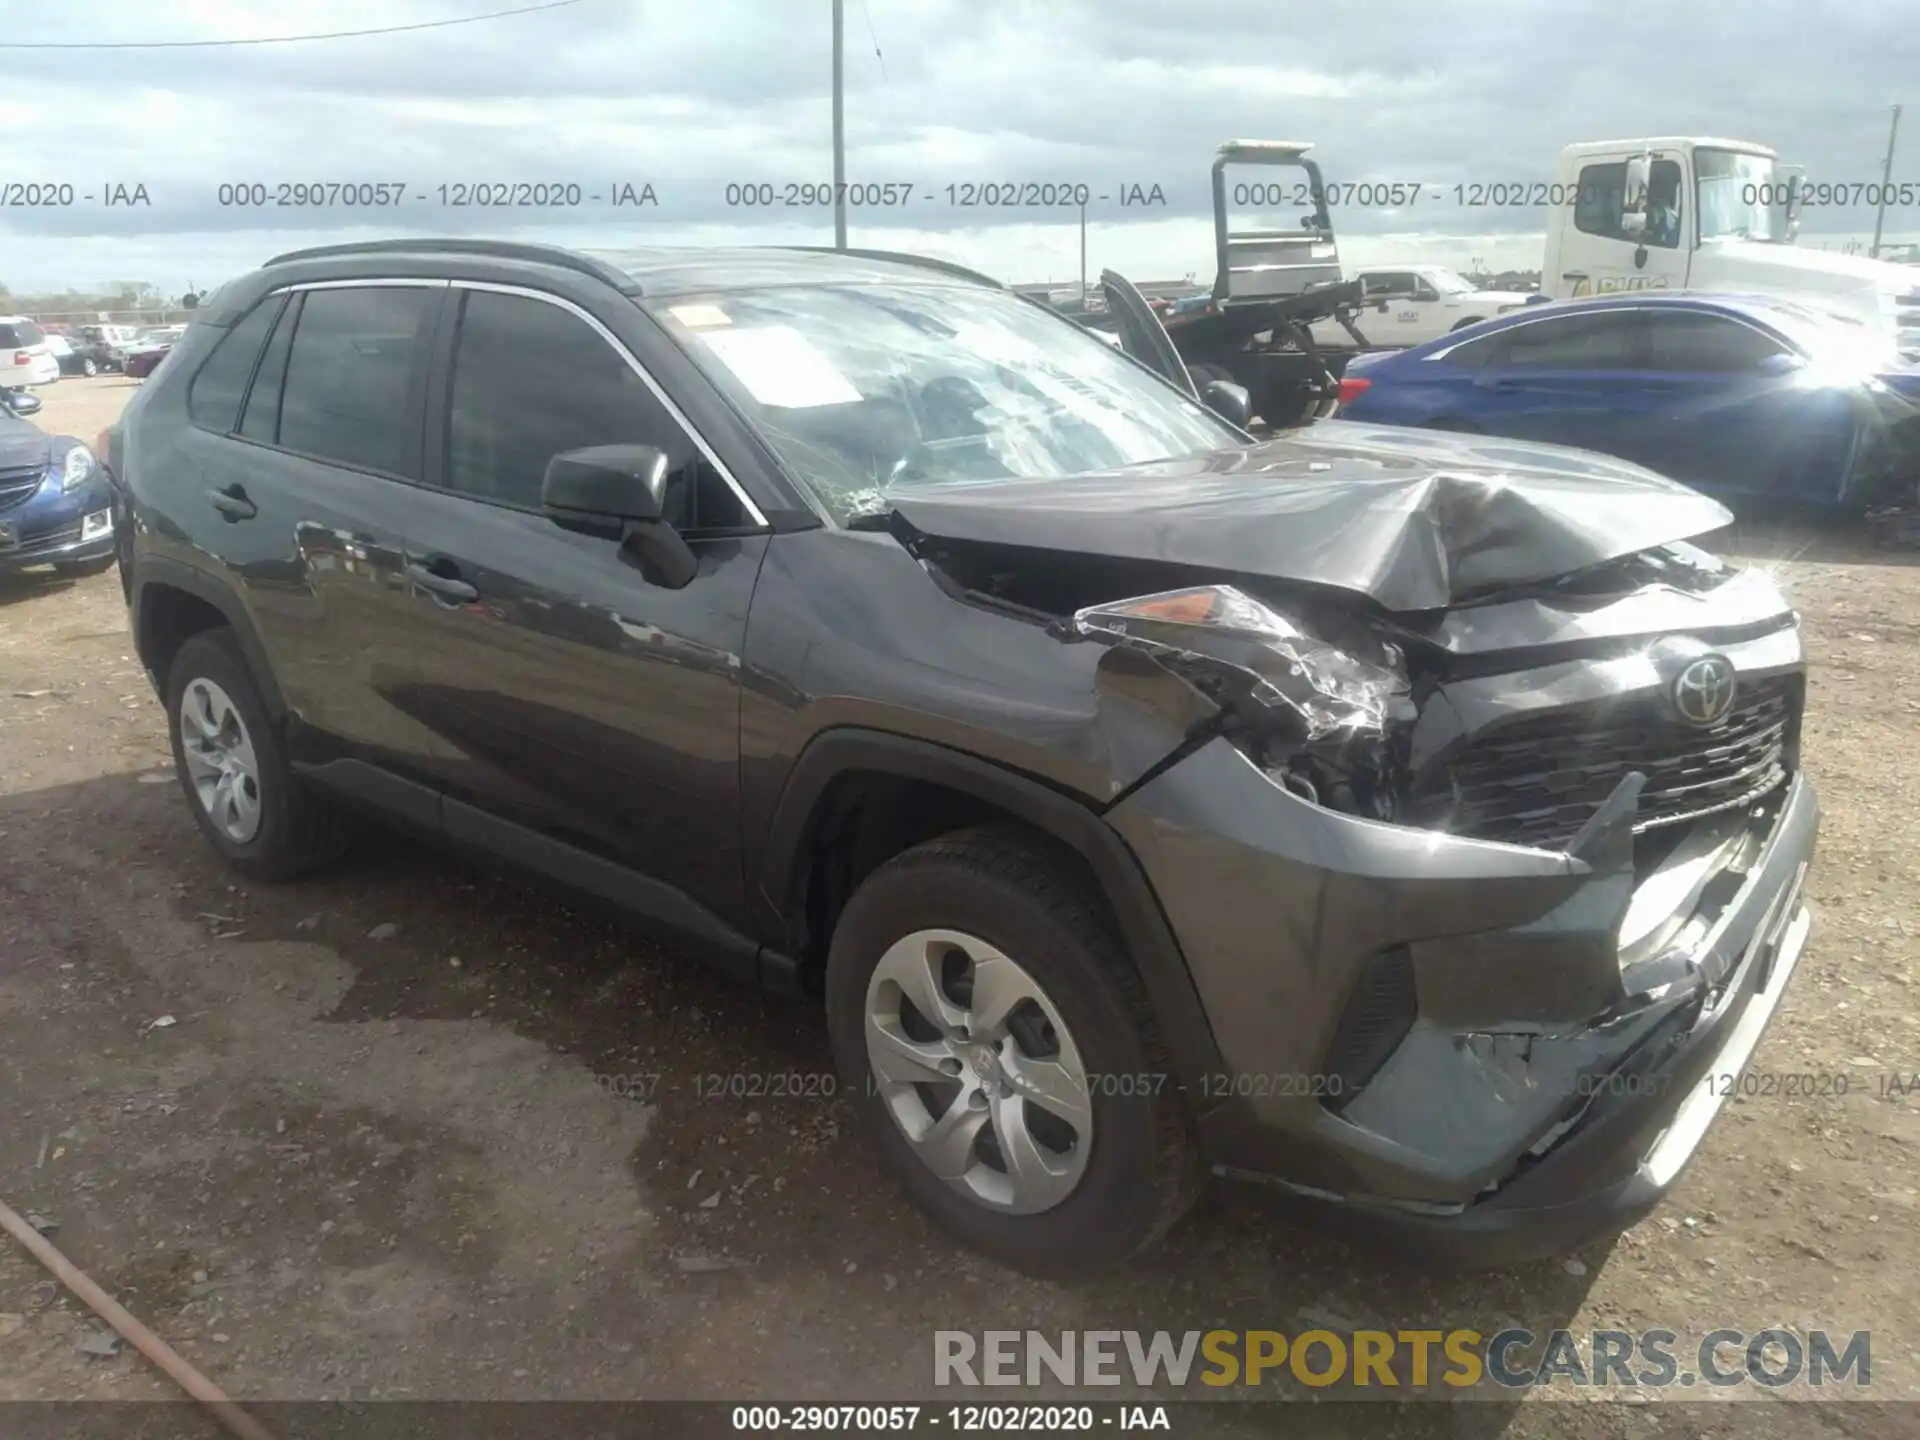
[1426,304,1793,364]
[271,278,451,292]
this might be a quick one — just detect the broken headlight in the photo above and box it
[1071,584,1409,743]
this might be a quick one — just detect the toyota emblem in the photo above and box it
[1671,654,1737,727]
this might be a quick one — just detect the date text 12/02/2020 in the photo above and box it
[213,181,659,208]
[202,180,1168,210]
[587,1071,1361,1103]
[719,181,1168,208]
[588,1066,1920,1106]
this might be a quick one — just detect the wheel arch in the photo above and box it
[755,729,1225,1094]
[132,556,287,718]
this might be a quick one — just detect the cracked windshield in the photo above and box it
[648,283,1236,524]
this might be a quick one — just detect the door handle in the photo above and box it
[206,484,256,521]
[406,560,478,604]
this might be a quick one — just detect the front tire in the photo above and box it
[82,358,99,377]
[825,826,1203,1275]
[165,630,346,880]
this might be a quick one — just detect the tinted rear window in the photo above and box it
[187,300,280,433]
[1500,313,1641,369]
[0,321,45,347]
[241,297,299,444]
[276,287,437,477]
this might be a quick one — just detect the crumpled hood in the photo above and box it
[886,420,1734,612]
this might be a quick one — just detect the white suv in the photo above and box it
[0,316,59,389]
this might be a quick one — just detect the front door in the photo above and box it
[386,284,769,916]
[1101,270,1197,397]
[1561,154,1690,299]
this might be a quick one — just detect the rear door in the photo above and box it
[198,280,453,785]
[1463,309,1674,465]
[1636,308,1856,501]
[1101,270,1197,397]
[382,282,770,915]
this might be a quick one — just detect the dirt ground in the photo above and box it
[3,376,1919,1436]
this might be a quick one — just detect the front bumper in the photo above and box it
[1110,735,1819,1265]
[0,481,115,571]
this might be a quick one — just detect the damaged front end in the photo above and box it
[1069,583,1411,817]
[1049,568,1816,1253]
[870,438,1818,1256]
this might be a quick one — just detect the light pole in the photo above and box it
[831,0,847,250]
[1078,199,1087,305]
[1870,104,1903,260]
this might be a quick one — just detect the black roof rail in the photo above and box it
[775,246,1005,289]
[262,238,639,291]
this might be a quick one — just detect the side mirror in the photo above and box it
[1373,298,1390,312]
[540,443,698,589]
[1621,151,1652,235]
[1756,351,1807,377]
[4,390,42,416]
[1201,379,1252,428]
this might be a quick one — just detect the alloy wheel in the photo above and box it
[177,677,263,843]
[864,929,1094,1214]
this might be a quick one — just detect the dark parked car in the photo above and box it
[123,325,188,379]
[55,332,116,377]
[1335,292,1920,511]
[0,390,117,576]
[108,239,1819,1274]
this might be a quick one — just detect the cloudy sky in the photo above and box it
[4,0,1917,298]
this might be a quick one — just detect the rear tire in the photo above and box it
[1257,386,1315,430]
[825,825,1204,1276]
[165,629,347,880]
[82,358,99,378]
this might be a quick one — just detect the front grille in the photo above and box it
[1408,674,1798,850]
[0,464,45,510]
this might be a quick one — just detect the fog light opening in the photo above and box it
[81,510,113,540]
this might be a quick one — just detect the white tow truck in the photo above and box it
[1543,136,1920,357]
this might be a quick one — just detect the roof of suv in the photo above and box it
[259,239,1004,298]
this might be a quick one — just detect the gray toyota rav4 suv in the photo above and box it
[107,239,1818,1275]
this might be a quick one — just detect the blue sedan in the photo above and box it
[1333,293,1920,511]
